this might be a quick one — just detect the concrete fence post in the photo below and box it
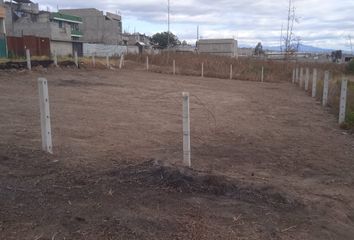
[292,68,295,84]
[26,49,31,70]
[54,51,58,67]
[305,68,310,91]
[92,55,96,68]
[230,64,233,80]
[173,60,176,75]
[312,68,317,98]
[182,92,191,167]
[38,78,53,154]
[146,56,149,71]
[201,62,204,77]
[295,68,299,83]
[106,55,110,69]
[261,66,264,82]
[299,68,304,88]
[119,54,124,69]
[339,78,348,124]
[74,51,78,68]
[322,71,330,107]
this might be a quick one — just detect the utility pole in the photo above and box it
[348,35,353,54]
[167,0,170,54]
[280,23,283,53]
[197,25,199,40]
[285,0,292,52]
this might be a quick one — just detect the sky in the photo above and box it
[38,0,354,51]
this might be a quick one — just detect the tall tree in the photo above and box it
[151,32,180,49]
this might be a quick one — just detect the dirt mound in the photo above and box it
[111,160,302,210]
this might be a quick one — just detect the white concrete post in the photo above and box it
[146,56,149,71]
[26,49,31,70]
[38,78,53,154]
[201,62,204,77]
[299,68,304,88]
[261,66,264,82]
[119,54,124,69]
[322,71,330,107]
[312,68,317,98]
[182,92,191,167]
[74,51,78,68]
[230,64,233,80]
[92,55,96,68]
[106,55,110,69]
[53,51,58,67]
[296,68,299,83]
[173,60,176,75]
[305,68,310,91]
[339,78,348,124]
[292,68,295,84]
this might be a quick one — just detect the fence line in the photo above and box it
[293,67,351,127]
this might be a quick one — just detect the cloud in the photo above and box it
[37,0,354,50]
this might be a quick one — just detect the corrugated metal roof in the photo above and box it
[51,12,82,23]
[13,0,33,3]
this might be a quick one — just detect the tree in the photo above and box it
[254,42,264,56]
[331,50,342,63]
[151,32,180,49]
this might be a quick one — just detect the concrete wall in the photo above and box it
[238,47,254,56]
[197,39,238,57]
[60,8,122,45]
[50,22,71,41]
[83,43,138,56]
[50,41,72,56]
[127,46,139,54]
[84,43,125,57]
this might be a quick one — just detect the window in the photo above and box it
[58,21,63,28]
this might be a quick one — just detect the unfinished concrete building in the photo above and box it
[196,39,238,58]
[60,8,122,45]
[4,0,83,56]
[122,32,151,46]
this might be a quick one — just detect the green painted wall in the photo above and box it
[0,37,7,58]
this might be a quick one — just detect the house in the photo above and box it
[4,0,83,56]
[60,8,122,45]
[0,0,7,57]
[196,38,238,58]
[122,32,150,46]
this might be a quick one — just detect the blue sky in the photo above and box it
[38,0,354,51]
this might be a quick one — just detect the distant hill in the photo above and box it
[263,44,335,53]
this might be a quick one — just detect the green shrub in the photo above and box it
[346,60,354,74]
[346,111,354,126]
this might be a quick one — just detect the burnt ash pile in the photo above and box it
[0,60,54,69]
[108,160,302,210]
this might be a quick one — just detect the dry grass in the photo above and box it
[126,52,354,127]
[78,56,121,69]
[125,52,345,83]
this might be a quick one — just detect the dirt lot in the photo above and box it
[1,64,354,239]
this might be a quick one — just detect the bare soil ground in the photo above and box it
[1,63,354,239]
